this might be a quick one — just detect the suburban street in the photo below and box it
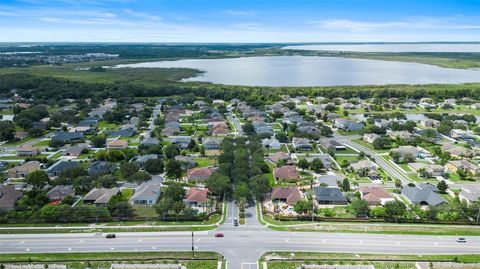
[1,202,479,269]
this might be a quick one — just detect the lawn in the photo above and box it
[0,252,222,269]
[194,157,215,167]
[351,138,391,154]
[33,140,51,147]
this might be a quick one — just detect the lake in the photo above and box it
[114,56,480,87]
[282,43,480,53]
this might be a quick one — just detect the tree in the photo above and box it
[293,199,313,215]
[349,199,370,217]
[249,174,270,201]
[206,172,231,198]
[120,162,139,178]
[129,171,151,183]
[341,178,351,192]
[234,182,251,203]
[144,158,164,174]
[0,121,15,141]
[164,144,179,159]
[309,158,324,173]
[26,170,50,190]
[297,159,310,171]
[242,122,255,135]
[91,135,106,148]
[418,168,429,179]
[383,200,406,222]
[437,180,448,194]
[165,159,182,178]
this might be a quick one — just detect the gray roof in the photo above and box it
[52,131,84,142]
[47,161,80,174]
[313,187,347,203]
[401,186,446,206]
[83,187,120,204]
[317,175,344,187]
[0,185,22,210]
[130,184,161,202]
[47,185,74,200]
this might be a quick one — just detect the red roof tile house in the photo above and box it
[187,167,215,182]
[269,187,302,205]
[273,165,299,182]
[184,188,211,211]
[359,186,394,206]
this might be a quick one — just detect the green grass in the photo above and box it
[3,136,36,146]
[0,251,222,269]
[351,138,391,154]
[33,140,50,147]
[194,157,215,167]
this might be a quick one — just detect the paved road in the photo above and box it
[1,203,479,269]
[334,134,411,185]
[227,112,244,136]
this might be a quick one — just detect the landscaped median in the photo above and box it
[257,204,480,236]
[0,252,224,269]
[0,202,227,234]
[260,252,480,269]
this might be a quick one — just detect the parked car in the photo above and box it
[106,234,116,239]
[456,237,466,243]
[215,233,224,238]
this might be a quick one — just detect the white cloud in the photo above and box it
[122,9,160,21]
[311,19,407,31]
[224,9,256,16]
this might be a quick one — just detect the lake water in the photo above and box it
[115,56,480,87]
[282,43,480,53]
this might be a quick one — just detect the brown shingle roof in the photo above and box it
[270,187,302,205]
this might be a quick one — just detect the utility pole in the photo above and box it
[476,207,480,225]
[191,230,195,258]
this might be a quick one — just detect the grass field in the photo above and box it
[0,251,222,269]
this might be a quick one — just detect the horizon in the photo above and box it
[1,0,480,43]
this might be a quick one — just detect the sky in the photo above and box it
[0,0,479,43]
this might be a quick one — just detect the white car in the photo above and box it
[456,237,467,243]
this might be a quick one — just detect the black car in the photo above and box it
[233,218,238,226]
[106,234,116,239]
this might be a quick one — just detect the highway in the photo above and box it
[1,202,479,269]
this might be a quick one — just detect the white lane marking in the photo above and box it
[68,248,72,251]
[26,248,30,252]
[19,241,25,244]
[137,239,142,242]
[79,240,84,243]
[110,247,114,250]
[152,246,156,250]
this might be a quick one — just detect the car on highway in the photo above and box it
[106,234,116,239]
[456,237,467,243]
[214,233,224,238]
[233,218,238,226]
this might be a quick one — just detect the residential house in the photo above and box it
[130,183,160,205]
[446,160,480,176]
[388,131,414,141]
[202,137,222,150]
[47,185,75,202]
[51,131,84,143]
[187,167,215,182]
[292,137,312,150]
[459,185,480,205]
[141,137,159,147]
[313,187,348,205]
[269,187,302,205]
[359,186,394,205]
[273,166,299,181]
[184,187,210,208]
[363,133,380,144]
[321,139,346,151]
[392,146,423,159]
[16,145,41,157]
[0,185,22,211]
[107,139,128,149]
[133,155,157,168]
[317,175,344,187]
[88,161,116,176]
[169,136,191,149]
[7,161,42,178]
[401,185,446,206]
[253,121,274,136]
[451,129,474,140]
[47,160,80,178]
[63,144,89,157]
[108,127,136,138]
[262,138,281,150]
[267,152,291,164]
[334,118,364,132]
[442,143,473,158]
[175,155,197,169]
[349,159,377,171]
[83,187,121,206]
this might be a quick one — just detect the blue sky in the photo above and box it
[1,0,479,42]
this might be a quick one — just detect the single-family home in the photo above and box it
[267,152,291,164]
[442,143,473,158]
[202,137,222,150]
[321,139,346,151]
[401,185,446,206]
[363,133,380,144]
[446,160,480,176]
[184,187,210,208]
[16,145,41,157]
[130,183,160,205]
[47,185,75,202]
[459,185,480,205]
[135,154,158,167]
[88,161,116,176]
[359,186,394,205]
[51,131,84,143]
[349,159,377,171]
[273,166,299,181]
[317,175,343,187]
[0,185,22,211]
[175,155,197,169]
[262,138,281,150]
[313,187,348,205]
[187,167,215,182]
[107,139,128,149]
[83,187,121,206]
[63,144,89,157]
[7,161,42,178]
[269,187,302,205]
[47,160,80,178]
[292,137,312,150]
